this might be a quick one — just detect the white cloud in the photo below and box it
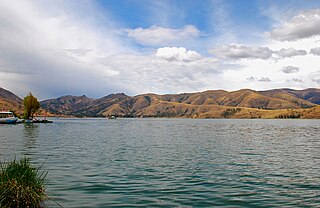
[246,76,257,81]
[97,54,232,94]
[276,48,307,58]
[246,76,271,82]
[156,47,202,62]
[127,25,200,46]
[1,1,319,99]
[310,71,320,84]
[290,78,304,83]
[0,1,242,98]
[208,8,320,91]
[258,77,271,82]
[209,44,273,59]
[310,47,320,55]
[268,9,320,41]
[65,48,93,56]
[210,44,311,60]
[281,66,300,74]
[0,1,128,99]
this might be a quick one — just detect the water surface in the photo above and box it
[1,118,319,207]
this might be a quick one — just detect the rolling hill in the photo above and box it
[0,87,23,114]
[39,88,320,118]
[1,87,320,118]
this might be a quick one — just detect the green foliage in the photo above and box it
[0,157,47,208]
[24,93,40,119]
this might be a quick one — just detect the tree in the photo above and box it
[23,92,40,119]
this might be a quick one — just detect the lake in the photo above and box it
[0,118,319,207]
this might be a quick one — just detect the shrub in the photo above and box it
[221,108,242,118]
[0,157,47,207]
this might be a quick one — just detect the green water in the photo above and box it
[1,118,319,207]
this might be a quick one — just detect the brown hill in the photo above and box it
[39,88,320,118]
[77,93,130,116]
[40,93,130,117]
[261,88,320,104]
[0,87,54,117]
[0,87,23,114]
[131,89,315,110]
[40,95,95,116]
[2,86,319,118]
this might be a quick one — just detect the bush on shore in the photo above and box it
[0,157,47,207]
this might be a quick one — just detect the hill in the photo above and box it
[0,87,51,117]
[40,93,130,117]
[0,87,23,114]
[260,88,320,104]
[1,87,319,118]
[39,88,320,118]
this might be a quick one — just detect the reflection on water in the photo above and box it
[22,124,39,156]
[0,118,320,207]
[23,123,39,138]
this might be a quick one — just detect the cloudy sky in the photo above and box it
[1,0,320,99]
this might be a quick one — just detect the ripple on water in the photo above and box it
[0,118,320,207]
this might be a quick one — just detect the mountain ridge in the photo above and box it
[0,87,23,114]
[1,87,320,118]
[39,88,320,118]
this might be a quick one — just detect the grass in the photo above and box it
[0,157,48,208]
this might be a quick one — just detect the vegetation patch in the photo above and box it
[23,92,40,119]
[276,113,302,119]
[0,158,47,208]
[222,108,242,118]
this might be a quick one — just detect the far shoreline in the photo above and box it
[39,115,320,120]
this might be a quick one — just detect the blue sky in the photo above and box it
[1,0,320,99]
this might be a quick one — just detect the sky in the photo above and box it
[1,0,320,100]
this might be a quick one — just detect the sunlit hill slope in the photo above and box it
[1,87,320,118]
[39,88,320,119]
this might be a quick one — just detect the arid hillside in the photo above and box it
[38,88,320,118]
[0,87,23,114]
[1,87,320,118]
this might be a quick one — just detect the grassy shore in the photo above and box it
[0,158,47,207]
